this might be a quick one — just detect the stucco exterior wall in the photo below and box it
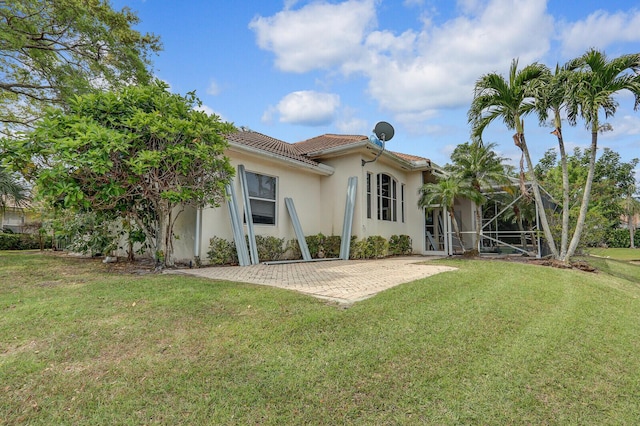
[319,152,425,254]
[173,149,329,263]
[172,148,432,262]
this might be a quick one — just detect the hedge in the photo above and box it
[0,233,52,250]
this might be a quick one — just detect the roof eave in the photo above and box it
[301,139,371,158]
[228,141,335,176]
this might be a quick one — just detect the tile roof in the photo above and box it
[225,130,319,166]
[391,151,430,163]
[225,131,431,168]
[294,134,368,154]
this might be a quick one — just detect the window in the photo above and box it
[246,171,277,225]
[377,173,398,222]
[366,172,372,219]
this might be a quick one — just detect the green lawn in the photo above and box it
[2,251,640,425]
[586,247,640,261]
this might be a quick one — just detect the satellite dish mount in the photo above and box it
[362,121,395,166]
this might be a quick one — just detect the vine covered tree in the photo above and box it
[9,81,235,267]
[0,0,161,135]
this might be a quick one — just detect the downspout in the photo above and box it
[194,207,202,266]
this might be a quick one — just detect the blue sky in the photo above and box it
[113,0,640,173]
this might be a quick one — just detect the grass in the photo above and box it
[2,251,640,424]
[585,247,640,261]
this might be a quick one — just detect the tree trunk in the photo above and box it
[630,216,636,249]
[448,207,466,254]
[565,130,598,261]
[475,204,482,253]
[553,128,570,259]
[514,133,558,258]
[517,214,527,250]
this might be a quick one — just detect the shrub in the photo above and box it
[0,233,52,250]
[389,234,412,255]
[254,235,285,262]
[285,239,302,259]
[207,236,238,265]
[349,235,388,259]
[303,234,342,259]
[605,228,640,248]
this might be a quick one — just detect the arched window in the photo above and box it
[377,173,397,221]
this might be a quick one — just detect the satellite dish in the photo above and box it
[374,121,394,142]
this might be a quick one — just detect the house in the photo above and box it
[169,129,479,264]
[1,201,39,234]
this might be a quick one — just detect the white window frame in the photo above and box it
[245,171,278,226]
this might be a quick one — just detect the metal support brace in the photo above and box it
[340,176,358,260]
[285,197,312,261]
[225,184,250,266]
[238,165,259,264]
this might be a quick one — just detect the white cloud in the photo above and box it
[194,104,226,121]
[251,0,553,118]
[355,0,553,113]
[560,10,640,57]
[335,106,369,134]
[606,114,640,137]
[249,0,377,73]
[206,80,221,96]
[275,90,341,126]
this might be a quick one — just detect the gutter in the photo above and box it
[228,142,335,176]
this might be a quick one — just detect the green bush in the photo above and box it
[207,236,238,265]
[389,234,412,255]
[254,235,285,262]
[605,228,640,248]
[285,239,302,259]
[0,233,52,250]
[305,233,342,259]
[349,235,388,259]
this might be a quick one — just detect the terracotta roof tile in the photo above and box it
[391,151,430,163]
[294,134,368,154]
[226,130,319,166]
[226,131,432,169]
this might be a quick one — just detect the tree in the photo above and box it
[534,63,573,258]
[468,59,558,257]
[563,49,640,259]
[0,0,161,135]
[447,141,509,252]
[9,81,235,267]
[620,186,640,249]
[418,176,482,254]
[0,164,28,211]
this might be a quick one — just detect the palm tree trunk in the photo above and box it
[475,204,482,253]
[514,133,558,258]
[517,214,527,250]
[565,130,598,260]
[553,128,570,259]
[448,207,466,254]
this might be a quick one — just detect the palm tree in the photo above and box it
[620,185,640,249]
[448,141,509,252]
[564,49,640,259]
[534,63,573,259]
[468,58,558,258]
[418,176,482,254]
[0,166,29,212]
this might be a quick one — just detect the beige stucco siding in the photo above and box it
[173,150,329,263]
[173,144,436,262]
